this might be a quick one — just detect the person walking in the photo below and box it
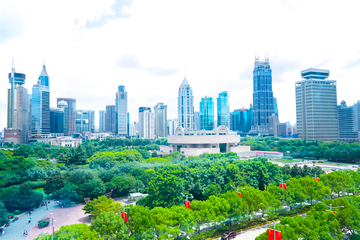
[28,217,32,223]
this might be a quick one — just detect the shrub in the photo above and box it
[14,210,20,215]
[38,217,50,228]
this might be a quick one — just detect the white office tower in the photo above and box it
[167,118,178,136]
[129,122,138,137]
[154,103,167,138]
[138,107,155,139]
[296,68,339,141]
[178,77,194,130]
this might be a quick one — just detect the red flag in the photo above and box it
[283,184,287,190]
[268,229,274,240]
[187,201,191,209]
[238,192,242,198]
[53,226,55,237]
[275,230,281,240]
[312,177,315,179]
[279,183,283,189]
[124,212,128,222]
[185,200,188,208]
[122,211,125,219]
[316,178,320,182]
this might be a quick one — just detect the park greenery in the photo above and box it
[241,136,360,163]
[0,136,360,239]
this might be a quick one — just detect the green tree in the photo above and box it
[13,144,34,158]
[3,182,43,211]
[170,205,196,238]
[83,196,123,218]
[44,174,65,197]
[0,201,8,226]
[79,178,106,200]
[322,170,354,197]
[220,191,248,225]
[91,211,129,239]
[34,223,98,240]
[128,205,154,239]
[298,176,331,205]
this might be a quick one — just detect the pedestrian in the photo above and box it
[23,230,26,236]
[28,217,32,223]
[46,205,48,210]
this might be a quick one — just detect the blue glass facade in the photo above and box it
[338,101,358,141]
[253,58,275,127]
[217,91,230,128]
[57,98,76,135]
[76,110,95,133]
[230,107,253,134]
[99,110,106,132]
[31,65,50,135]
[200,97,214,130]
[115,85,128,136]
[57,101,68,136]
[50,108,64,133]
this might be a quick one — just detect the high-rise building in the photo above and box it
[273,97,278,117]
[154,103,167,138]
[296,68,339,141]
[57,101,69,136]
[230,105,253,134]
[353,101,360,141]
[99,110,106,132]
[115,85,128,136]
[194,111,200,130]
[76,110,95,133]
[57,98,76,136]
[178,77,194,130]
[200,96,214,130]
[138,107,155,139]
[167,118,178,136]
[50,108,64,134]
[252,56,275,129]
[338,100,357,141]
[32,65,50,135]
[217,91,230,128]
[6,66,28,144]
[129,122,138,137]
[105,105,116,133]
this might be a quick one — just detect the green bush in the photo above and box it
[38,217,50,227]
[190,229,216,240]
[14,210,20,215]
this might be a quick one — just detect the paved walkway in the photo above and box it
[0,201,60,240]
[26,204,90,240]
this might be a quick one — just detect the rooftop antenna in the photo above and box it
[43,59,45,66]
[255,52,259,62]
[12,59,14,68]
[265,52,269,62]
[184,69,186,78]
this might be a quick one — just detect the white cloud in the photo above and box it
[1,0,360,130]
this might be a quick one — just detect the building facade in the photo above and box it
[295,68,339,141]
[105,105,116,133]
[6,67,28,144]
[200,96,214,130]
[167,118,178,136]
[154,103,167,138]
[230,106,253,134]
[252,56,275,129]
[76,110,95,133]
[50,108,64,134]
[57,101,69,136]
[138,107,155,139]
[57,98,76,136]
[217,91,230,128]
[31,65,50,136]
[115,85,128,136]
[99,110,106,132]
[194,111,200,131]
[178,77,194,130]
[338,100,358,141]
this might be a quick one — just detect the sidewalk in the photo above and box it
[0,201,61,240]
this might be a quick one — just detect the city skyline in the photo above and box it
[1,0,360,130]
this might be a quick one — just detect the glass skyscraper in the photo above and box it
[115,85,128,136]
[105,105,116,133]
[99,110,106,132]
[253,56,275,128]
[200,96,214,130]
[57,100,68,136]
[7,66,28,144]
[230,105,253,134]
[154,102,167,138]
[50,108,64,134]
[57,98,76,136]
[76,110,95,133]
[217,91,230,128]
[178,77,194,130]
[31,65,50,135]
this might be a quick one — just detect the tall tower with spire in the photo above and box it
[6,64,28,144]
[31,65,50,135]
[178,76,194,129]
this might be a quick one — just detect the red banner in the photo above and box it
[279,183,283,189]
[283,184,287,190]
[276,230,281,240]
[238,192,242,198]
[53,226,55,237]
[124,212,128,222]
[268,229,274,240]
[188,201,191,209]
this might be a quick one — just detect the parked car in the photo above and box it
[221,231,236,239]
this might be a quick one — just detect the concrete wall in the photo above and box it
[159,145,173,153]
[168,134,240,144]
[180,147,220,156]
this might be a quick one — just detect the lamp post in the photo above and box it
[319,202,344,213]
[271,222,288,240]
[51,213,54,240]
[230,185,245,197]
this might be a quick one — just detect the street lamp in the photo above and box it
[230,185,245,198]
[51,213,54,240]
[319,202,344,213]
[265,220,288,240]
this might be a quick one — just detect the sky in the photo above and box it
[1,0,360,130]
